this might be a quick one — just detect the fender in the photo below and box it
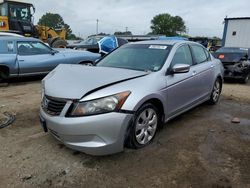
[131,93,167,118]
[0,54,19,77]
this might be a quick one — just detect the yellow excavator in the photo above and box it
[0,0,67,47]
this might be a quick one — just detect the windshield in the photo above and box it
[9,3,32,21]
[80,37,103,45]
[216,47,248,54]
[0,3,7,16]
[97,44,171,72]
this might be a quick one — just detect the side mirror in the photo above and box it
[51,50,58,55]
[170,64,190,74]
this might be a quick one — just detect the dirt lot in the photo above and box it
[0,78,250,188]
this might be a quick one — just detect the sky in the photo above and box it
[29,0,250,39]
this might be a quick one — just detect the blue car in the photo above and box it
[0,37,101,81]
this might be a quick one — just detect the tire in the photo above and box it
[242,73,250,84]
[0,70,8,83]
[51,39,68,48]
[208,78,222,105]
[126,103,160,149]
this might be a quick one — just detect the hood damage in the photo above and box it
[43,64,148,100]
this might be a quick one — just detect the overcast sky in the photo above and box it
[29,0,249,38]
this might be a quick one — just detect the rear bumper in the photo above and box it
[40,108,133,155]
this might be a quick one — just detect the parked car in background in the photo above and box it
[67,35,128,54]
[213,47,250,83]
[40,40,224,155]
[0,36,101,82]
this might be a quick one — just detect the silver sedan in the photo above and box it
[40,40,224,155]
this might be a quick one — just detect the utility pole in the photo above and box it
[125,27,128,33]
[96,19,99,35]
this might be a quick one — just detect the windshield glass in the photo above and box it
[97,44,171,72]
[216,47,248,54]
[9,4,32,21]
[0,3,7,16]
[80,37,103,45]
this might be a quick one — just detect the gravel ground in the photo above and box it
[0,78,250,188]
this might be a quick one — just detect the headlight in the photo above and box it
[69,91,131,116]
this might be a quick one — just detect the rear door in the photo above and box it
[17,41,64,75]
[190,45,215,99]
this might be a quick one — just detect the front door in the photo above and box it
[165,44,200,117]
[17,41,64,75]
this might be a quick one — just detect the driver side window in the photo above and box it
[171,45,193,67]
[18,41,52,55]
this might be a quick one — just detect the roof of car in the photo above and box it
[0,36,40,42]
[220,47,250,50]
[0,32,24,37]
[132,40,195,46]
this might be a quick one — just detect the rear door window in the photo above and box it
[0,40,14,54]
[203,48,211,61]
[7,41,14,52]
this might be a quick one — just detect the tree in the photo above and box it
[150,13,186,36]
[38,13,73,39]
[114,31,132,35]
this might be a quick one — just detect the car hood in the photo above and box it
[44,64,148,99]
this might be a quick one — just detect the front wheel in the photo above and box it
[208,78,222,104]
[126,103,160,149]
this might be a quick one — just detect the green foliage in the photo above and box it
[98,32,109,35]
[150,13,186,36]
[114,31,132,35]
[38,13,73,39]
[179,34,191,38]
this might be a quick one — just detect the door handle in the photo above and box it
[192,71,197,76]
[210,64,215,68]
[19,60,24,62]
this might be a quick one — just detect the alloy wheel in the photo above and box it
[135,108,158,145]
[212,80,221,102]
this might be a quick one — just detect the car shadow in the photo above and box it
[1,75,45,86]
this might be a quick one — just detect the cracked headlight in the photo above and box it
[69,91,131,116]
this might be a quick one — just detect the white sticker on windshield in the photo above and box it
[149,45,167,50]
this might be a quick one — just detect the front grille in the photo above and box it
[42,96,67,116]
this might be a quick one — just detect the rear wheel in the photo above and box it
[126,103,160,149]
[208,78,222,104]
[51,39,68,48]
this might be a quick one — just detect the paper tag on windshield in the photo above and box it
[149,45,167,50]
